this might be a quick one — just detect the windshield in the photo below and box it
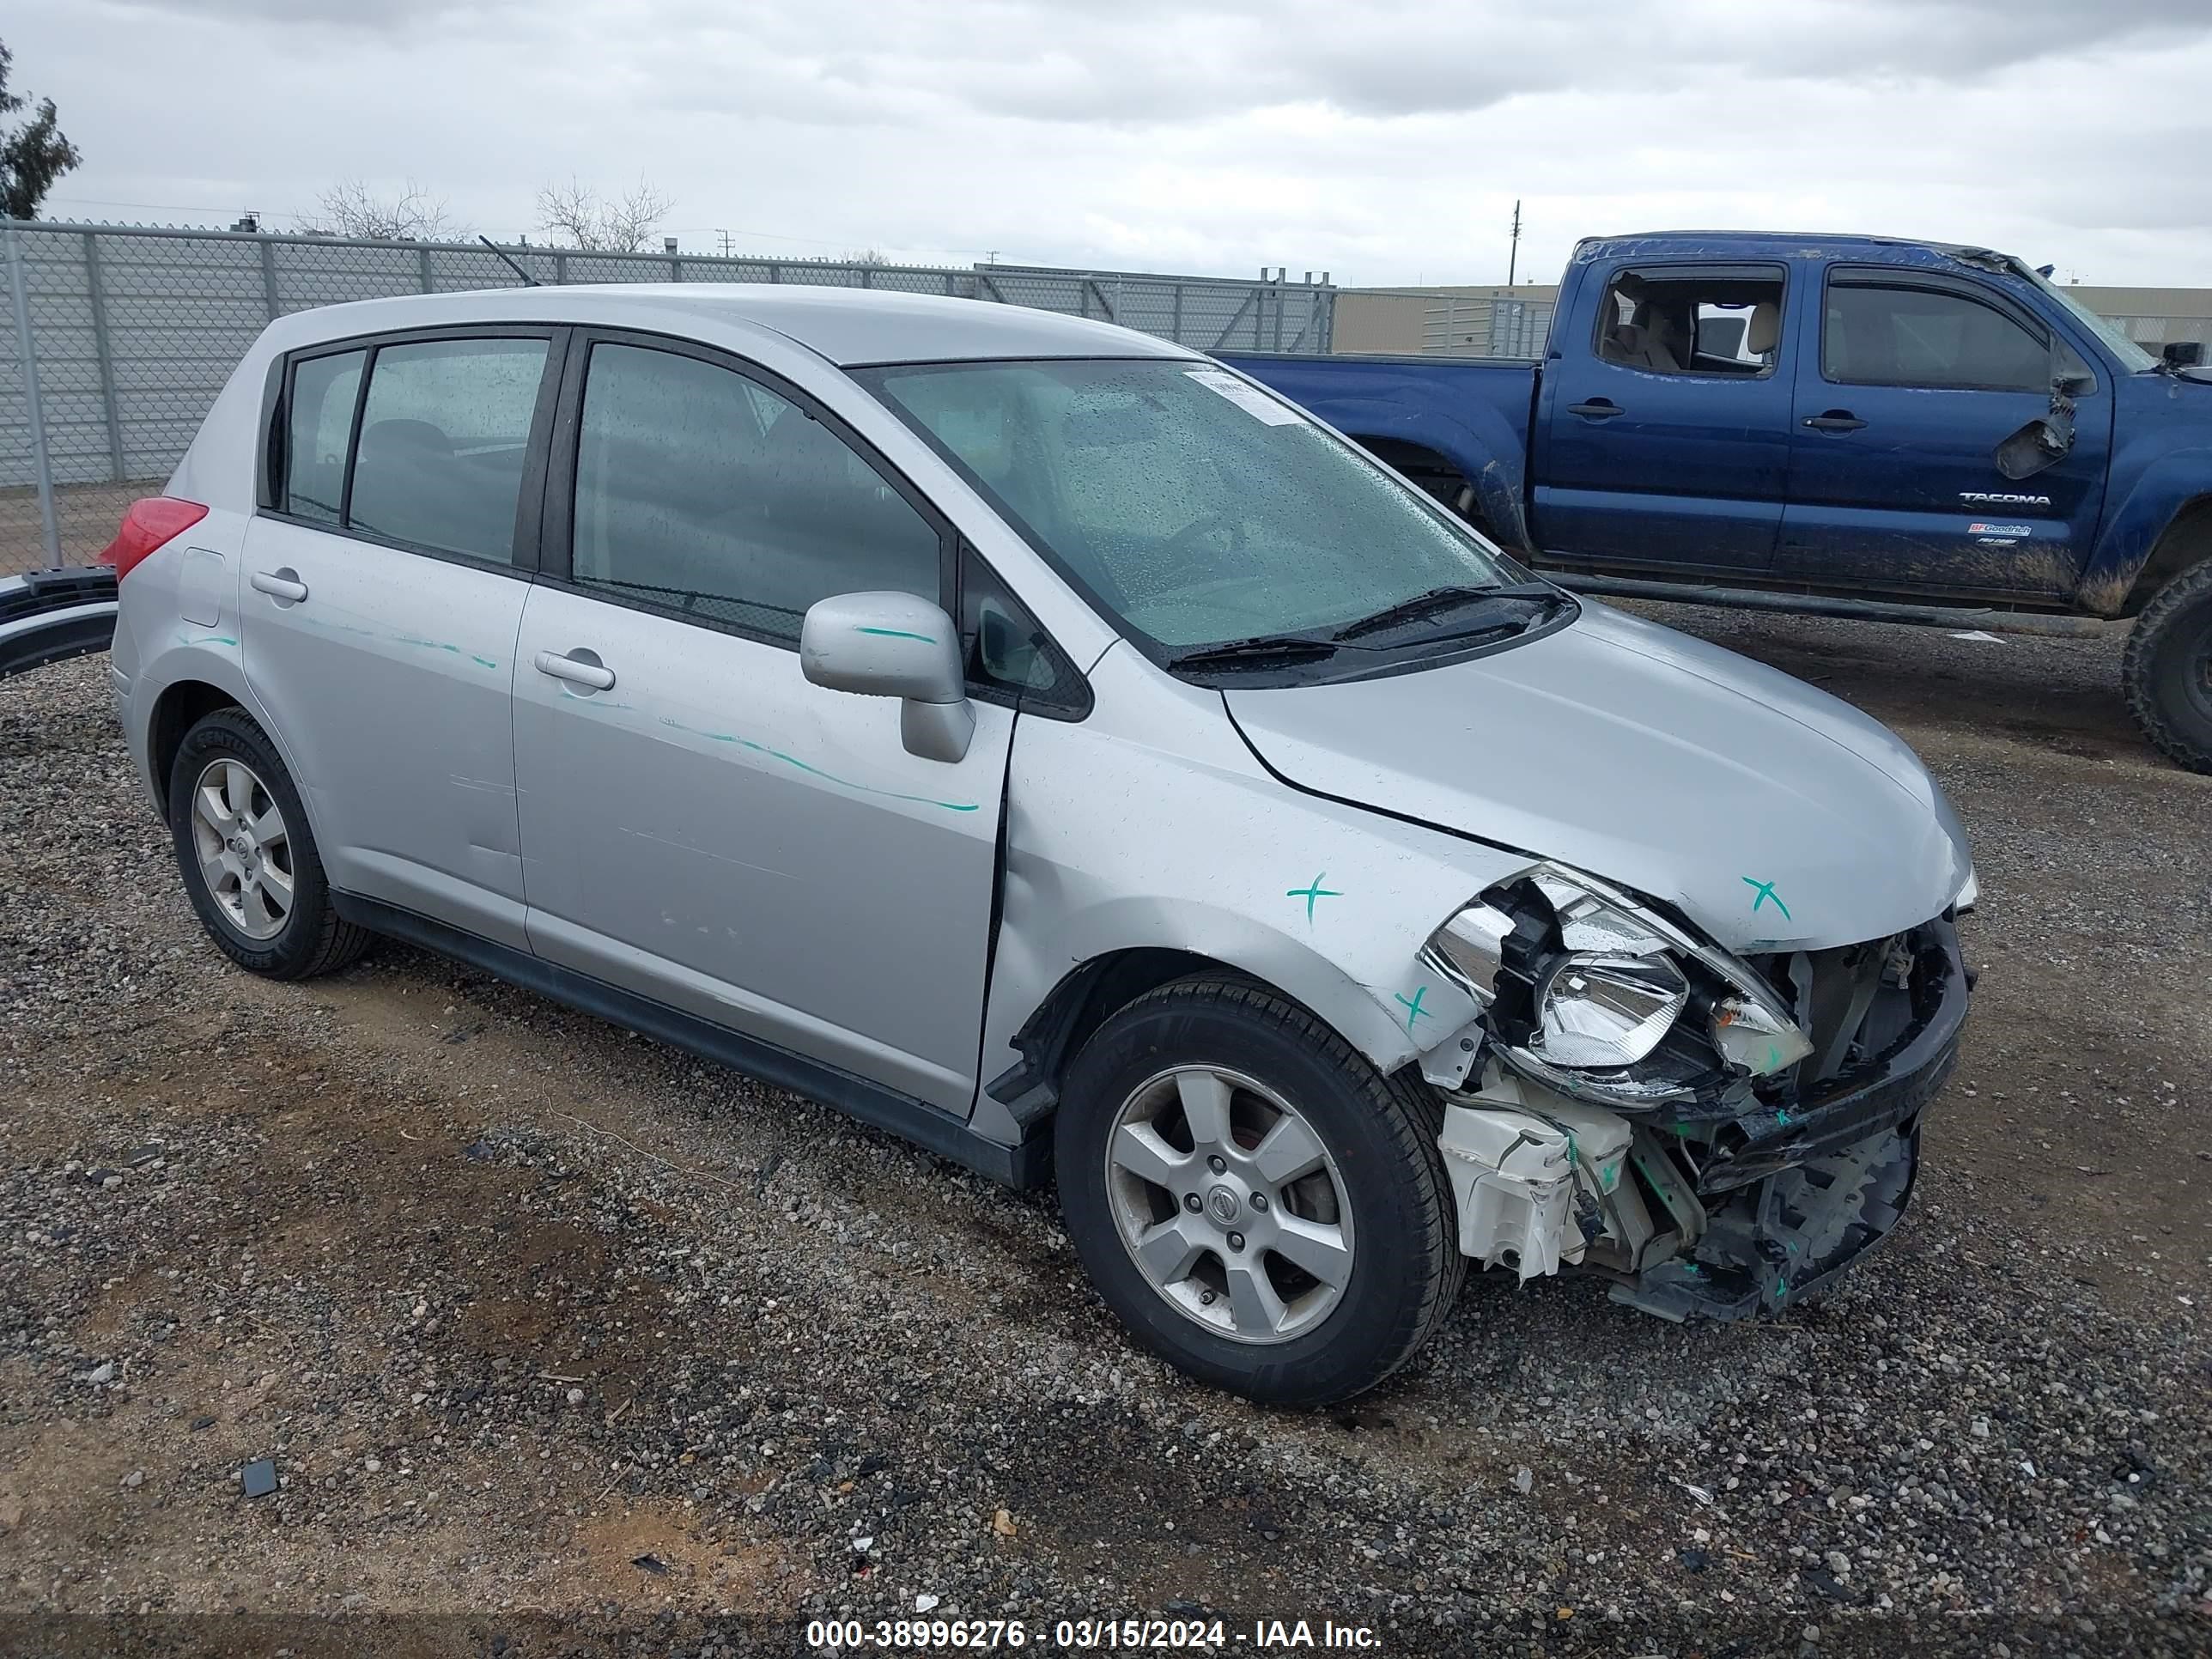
[857,358,1519,654]
[2020,265,2157,373]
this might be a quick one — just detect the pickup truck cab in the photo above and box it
[1231,231,2212,771]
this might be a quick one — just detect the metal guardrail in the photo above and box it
[0,220,1335,576]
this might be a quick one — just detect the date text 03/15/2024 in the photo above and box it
[802,1616,1382,1649]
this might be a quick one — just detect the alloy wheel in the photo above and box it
[189,757,295,941]
[1103,1065,1355,1344]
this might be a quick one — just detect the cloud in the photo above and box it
[22,0,2212,286]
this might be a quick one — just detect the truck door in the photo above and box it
[1778,267,2112,595]
[1533,261,1794,573]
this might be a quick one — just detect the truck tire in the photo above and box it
[167,708,374,979]
[1054,975,1463,1407]
[2121,559,2212,774]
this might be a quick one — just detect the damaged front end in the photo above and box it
[1418,865,1971,1321]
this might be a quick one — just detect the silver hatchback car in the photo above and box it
[107,286,1974,1404]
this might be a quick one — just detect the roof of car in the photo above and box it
[277,283,1200,368]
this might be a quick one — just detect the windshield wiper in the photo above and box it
[1330,580,1561,642]
[1166,635,1340,672]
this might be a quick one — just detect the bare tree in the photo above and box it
[843,247,892,266]
[535,178,673,253]
[301,178,461,241]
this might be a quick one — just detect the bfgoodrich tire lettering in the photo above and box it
[2123,559,2212,774]
[1055,976,1462,1406]
[167,708,372,980]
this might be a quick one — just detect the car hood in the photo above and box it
[1223,602,1972,952]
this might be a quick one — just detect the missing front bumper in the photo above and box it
[1610,921,1966,1321]
[1608,1115,1924,1321]
[1437,914,1968,1320]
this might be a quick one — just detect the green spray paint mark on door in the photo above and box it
[1394,985,1431,1032]
[1285,872,1341,925]
[1741,876,1791,921]
[653,715,979,813]
[854,625,936,644]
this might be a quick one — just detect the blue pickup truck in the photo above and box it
[1231,230,2212,771]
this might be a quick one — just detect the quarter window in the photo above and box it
[1823,283,2050,392]
[282,349,363,525]
[345,337,550,562]
[568,343,941,644]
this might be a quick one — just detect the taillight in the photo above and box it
[100,497,210,580]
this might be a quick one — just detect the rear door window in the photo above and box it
[282,349,364,525]
[1594,264,1786,377]
[343,337,551,562]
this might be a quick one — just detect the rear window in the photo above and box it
[277,335,551,565]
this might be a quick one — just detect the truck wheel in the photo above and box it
[2121,560,2212,774]
[167,708,373,979]
[1054,976,1462,1407]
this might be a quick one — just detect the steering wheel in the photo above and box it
[1162,512,1243,560]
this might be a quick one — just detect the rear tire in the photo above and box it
[167,708,371,979]
[2122,559,2212,774]
[1054,976,1462,1407]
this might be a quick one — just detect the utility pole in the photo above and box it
[1507,198,1522,288]
[716,229,734,258]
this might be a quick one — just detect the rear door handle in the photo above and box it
[1803,411,1867,432]
[250,568,308,603]
[1567,398,1623,420]
[534,648,616,691]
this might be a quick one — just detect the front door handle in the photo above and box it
[534,648,616,691]
[250,568,308,603]
[1567,398,1624,420]
[1803,410,1868,432]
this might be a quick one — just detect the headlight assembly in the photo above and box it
[1424,863,1813,1110]
[1534,952,1690,1067]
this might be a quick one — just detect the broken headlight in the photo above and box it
[1423,864,1812,1110]
[1533,952,1688,1066]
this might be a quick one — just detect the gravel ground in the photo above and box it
[0,607,2206,1658]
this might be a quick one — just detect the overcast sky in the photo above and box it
[12,0,2212,288]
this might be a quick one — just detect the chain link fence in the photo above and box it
[0,221,1336,575]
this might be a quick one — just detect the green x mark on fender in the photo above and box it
[1741,876,1791,921]
[1394,985,1431,1032]
[1285,872,1341,925]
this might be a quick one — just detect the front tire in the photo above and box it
[167,708,371,979]
[1055,976,1462,1406]
[2122,559,2212,774]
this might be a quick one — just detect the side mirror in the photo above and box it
[799,591,975,763]
[2162,340,2205,369]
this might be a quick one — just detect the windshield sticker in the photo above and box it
[1285,872,1342,925]
[1184,368,1304,426]
[1741,876,1791,921]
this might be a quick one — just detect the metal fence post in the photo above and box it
[259,234,281,319]
[82,230,128,483]
[418,244,434,294]
[4,220,63,568]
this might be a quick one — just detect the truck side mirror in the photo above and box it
[2162,341,2205,369]
[1994,410,2075,480]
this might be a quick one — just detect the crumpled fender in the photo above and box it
[975,646,1526,1141]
